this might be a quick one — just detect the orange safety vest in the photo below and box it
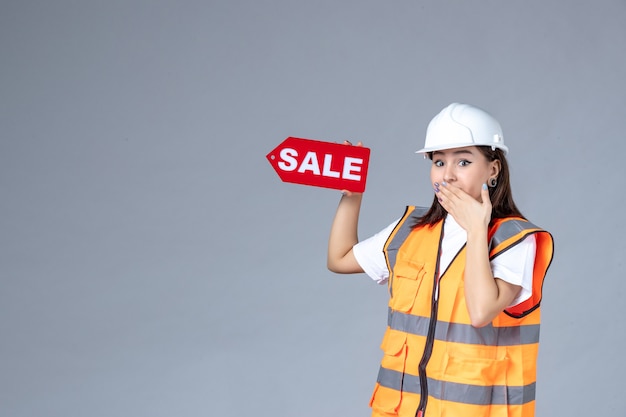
[369,206,554,417]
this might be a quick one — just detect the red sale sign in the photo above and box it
[266,137,370,192]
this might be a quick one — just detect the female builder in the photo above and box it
[327,103,554,417]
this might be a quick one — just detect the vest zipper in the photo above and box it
[414,229,445,417]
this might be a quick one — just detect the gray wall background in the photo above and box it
[2,1,625,416]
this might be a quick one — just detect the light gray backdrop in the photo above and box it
[2,1,625,416]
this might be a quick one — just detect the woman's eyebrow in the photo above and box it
[433,149,474,157]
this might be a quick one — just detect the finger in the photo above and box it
[434,185,452,211]
[481,183,491,205]
[437,182,458,202]
[434,182,450,204]
[434,182,443,199]
[439,181,456,197]
[343,140,364,147]
[441,181,470,200]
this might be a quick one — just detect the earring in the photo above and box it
[489,177,498,188]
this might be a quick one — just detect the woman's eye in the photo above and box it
[434,160,444,167]
[459,159,471,167]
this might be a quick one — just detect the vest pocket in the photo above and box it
[390,261,426,313]
[371,331,408,414]
[369,383,401,415]
[380,329,407,356]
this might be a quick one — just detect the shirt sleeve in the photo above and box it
[352,220,399,284]
[491,234,537,307]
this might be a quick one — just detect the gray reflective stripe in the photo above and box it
[490,219,539,251]
[388,308,540,346]
[377,367,536,406]
[386,207,428,297]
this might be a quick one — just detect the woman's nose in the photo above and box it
[444,166,455,182]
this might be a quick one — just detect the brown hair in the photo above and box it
[413,146,524,228]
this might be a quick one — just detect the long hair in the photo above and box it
[413,146,524,228]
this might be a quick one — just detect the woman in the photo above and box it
[327,103,554,417]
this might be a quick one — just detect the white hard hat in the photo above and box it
[416,103,508,155]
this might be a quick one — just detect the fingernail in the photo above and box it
[434,182,439,187]
[441,181,447,186]
[482,183,488,190]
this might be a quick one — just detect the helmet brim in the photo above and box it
[415,142,509,155]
